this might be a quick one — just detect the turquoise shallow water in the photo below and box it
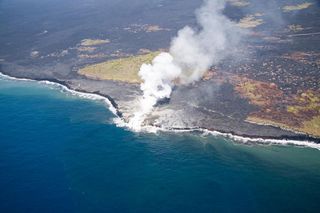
[1,78,320,213]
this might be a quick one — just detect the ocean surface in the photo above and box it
[1,77,320,213]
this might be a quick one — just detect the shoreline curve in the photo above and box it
[1,72,319,150]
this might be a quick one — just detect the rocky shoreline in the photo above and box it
[1,0,319,144]
[1,70,318,144]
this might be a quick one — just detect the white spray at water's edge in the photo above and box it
[1,72,319,150]
[128,0,242,131]
[0,72,118,115]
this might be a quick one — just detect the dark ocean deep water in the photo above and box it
[1,78,320,213]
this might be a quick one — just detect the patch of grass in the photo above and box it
[237,14,264,29]
[233,76,320,137]
[283,2,313,12]
[80,39,110,46]
[287,90,320,115]
[78,51,160,83]
[234,77,282,107]
[302,116,320,137]
[227,0,250,7]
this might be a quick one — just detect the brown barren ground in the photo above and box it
[232,76,320,137]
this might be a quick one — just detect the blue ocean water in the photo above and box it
[1,78,320,213]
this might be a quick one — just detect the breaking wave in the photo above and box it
[1,72,319,150]
[0,72,118,116]
[117,123,320,150]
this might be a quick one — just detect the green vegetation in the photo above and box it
[282,2,313,12]
[78,51,160,83]
[302,116,320,137]
[234,76,320,137]
[237,14,264,29]
[227,0,250,7]
[80,39,110,46]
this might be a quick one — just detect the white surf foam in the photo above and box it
[39,80,118,116]
[201,129,320,150]
[120,123,320,150]
[0,72,118,116]
[1,72,319,150]
[0,72,33,82]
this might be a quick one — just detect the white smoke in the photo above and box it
[128,0,242,131]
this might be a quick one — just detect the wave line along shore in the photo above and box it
[1,72,319,150]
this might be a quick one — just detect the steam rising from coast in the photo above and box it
[128,0,242,130]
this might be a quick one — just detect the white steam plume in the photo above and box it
[128,0,242,130]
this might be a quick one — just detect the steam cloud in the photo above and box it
[128,0,242,130]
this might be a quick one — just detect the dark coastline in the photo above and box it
[1,70,319,144]
[0,0,319,144]
[2,2,320,213]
